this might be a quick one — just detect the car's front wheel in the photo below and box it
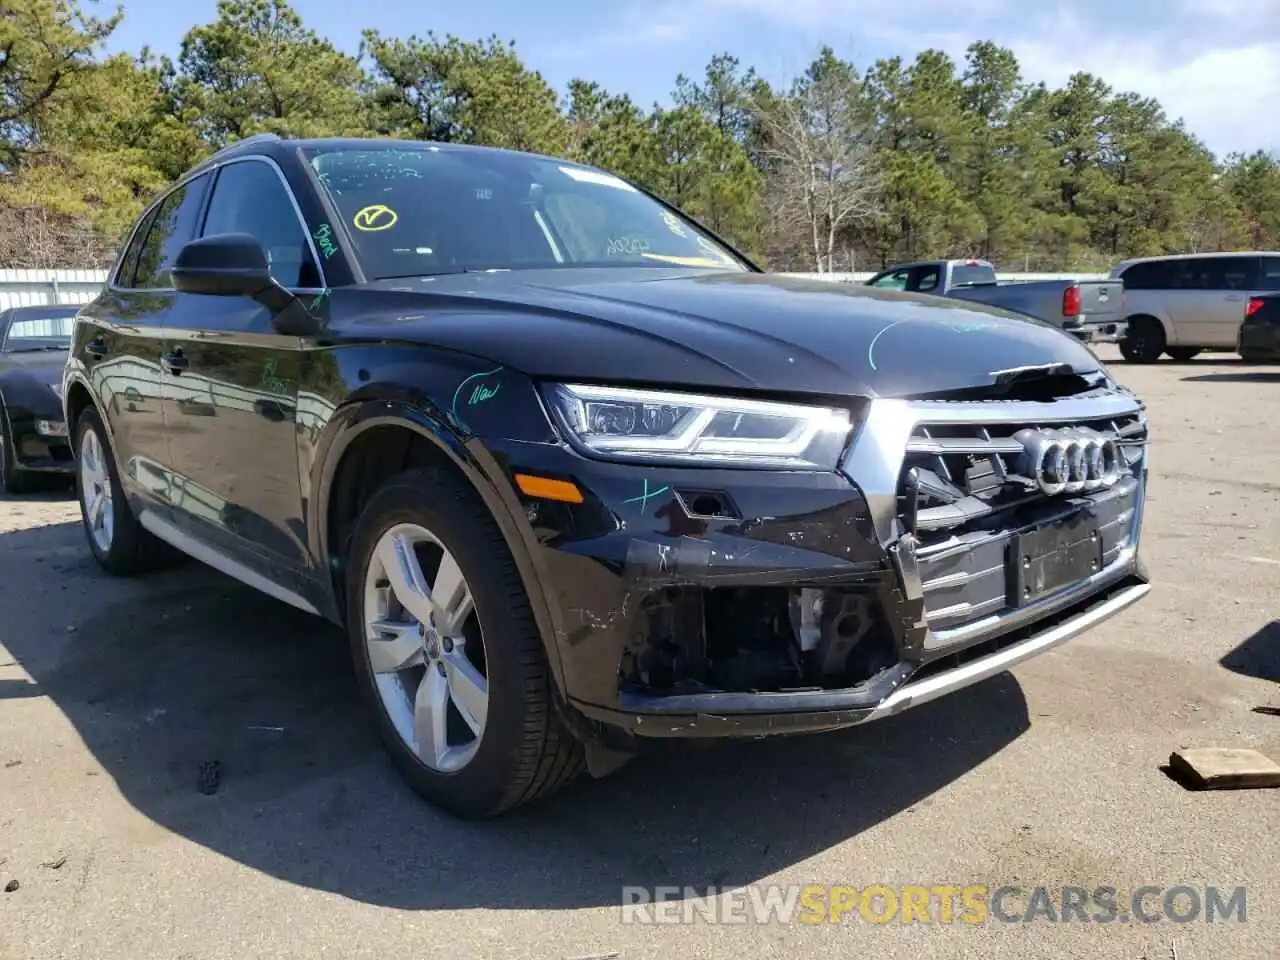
[345,467,583,818]
[1118,316,1166,363]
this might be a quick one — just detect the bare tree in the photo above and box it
[750,49,880,273]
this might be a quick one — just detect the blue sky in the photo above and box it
[103,0,1280,159]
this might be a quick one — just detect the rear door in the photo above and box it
[1172,255,1258,346]
[160,156,325,586]
[906,264,942,293]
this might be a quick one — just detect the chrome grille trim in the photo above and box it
[839,390,1149,654]
[905,435,1025,456]
[840,392,1147,546]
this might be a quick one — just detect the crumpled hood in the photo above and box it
[353,268,1103,398]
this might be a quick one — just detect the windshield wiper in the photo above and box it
[6,345,68,353]
[378,267,490,280]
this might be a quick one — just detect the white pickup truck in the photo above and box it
[865,259,1127,344]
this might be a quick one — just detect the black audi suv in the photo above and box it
[62,134,1151,817]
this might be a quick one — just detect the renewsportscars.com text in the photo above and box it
[620,884,1247,926]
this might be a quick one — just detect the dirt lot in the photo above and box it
[1,347,1277,960]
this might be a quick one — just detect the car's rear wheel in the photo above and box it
[1118,316,1166,363]
[345,467,583,818]
[75,406,176,575]
[1165,347,1201,362]
[0,409,35,495]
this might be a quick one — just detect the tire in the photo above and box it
[1118,316,1166,363]
[1165,347,1201,362]
[345,466,584,818]
[74,405,176,575]
[0,407,35,495]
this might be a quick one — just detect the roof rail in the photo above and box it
[202,132,283,166]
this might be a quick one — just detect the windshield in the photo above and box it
[1,311,76,352]
[304,145,751,280]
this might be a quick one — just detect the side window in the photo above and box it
[909,266,940,292]
[1258,256,1280,291]
[1119,260,1174,290]
[116,207,159,288]
[201,160,321,289]
[869,269,910,290]
[1179,257,1256,291]
[1218,256,1257,290]
[132,174,212,289]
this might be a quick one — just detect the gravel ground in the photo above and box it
[1,346,1277,960]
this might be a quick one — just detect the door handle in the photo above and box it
[86,338,108,358]
[162,350,189,374]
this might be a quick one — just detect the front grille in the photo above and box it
[896,413,1146,634]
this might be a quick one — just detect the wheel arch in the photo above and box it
[1123,312,1173,344]
[63,373,124,455]
[64,376,96,433]
[310,397,569,692]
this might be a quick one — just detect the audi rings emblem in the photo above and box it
[1014,428,1121,495]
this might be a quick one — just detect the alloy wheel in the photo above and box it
[79,425,115,553]
[362,522,489,773]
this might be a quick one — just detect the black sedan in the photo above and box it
[1238,294,1280,361]
[0,304,80,493]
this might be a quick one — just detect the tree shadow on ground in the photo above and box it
[0,519,1030,911]
[1181,372,1280,384]
[1220,621,1280,684]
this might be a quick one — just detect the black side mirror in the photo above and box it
[172,233,274,297]
[171,233,318,335]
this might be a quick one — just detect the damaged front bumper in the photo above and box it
[502,389,1151,745]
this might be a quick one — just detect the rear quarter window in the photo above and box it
[1257,256,1280,291]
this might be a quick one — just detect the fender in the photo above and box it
[308,396,571,692]
[62,368,118,447]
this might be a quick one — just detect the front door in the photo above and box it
[161,157,325,588]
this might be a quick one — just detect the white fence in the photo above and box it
[0,268,1106,312]
[0,269,109,310]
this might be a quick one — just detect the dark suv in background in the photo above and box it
[62,135,1152,818]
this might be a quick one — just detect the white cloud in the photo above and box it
[1011,36,1280,157]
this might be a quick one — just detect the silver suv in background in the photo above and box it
[1111,252,1280,362]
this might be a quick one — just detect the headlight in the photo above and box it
[544,383,854,470]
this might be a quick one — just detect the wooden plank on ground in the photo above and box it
[1168,748,1280,790]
